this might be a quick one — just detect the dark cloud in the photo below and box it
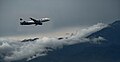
[0,0,120,37]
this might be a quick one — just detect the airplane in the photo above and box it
[20,17,50,26]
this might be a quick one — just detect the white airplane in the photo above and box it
[20,17,50,26]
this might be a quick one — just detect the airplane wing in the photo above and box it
[29,17,37,22]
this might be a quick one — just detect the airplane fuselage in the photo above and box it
[20,21,42,25]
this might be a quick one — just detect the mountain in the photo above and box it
[87,20,120,45]
[21,20,120,62]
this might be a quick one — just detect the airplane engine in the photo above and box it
[39,23,42,25]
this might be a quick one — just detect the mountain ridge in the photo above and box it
[87,20,120,45]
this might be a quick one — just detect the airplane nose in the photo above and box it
[44,18,50,20]
[47,18,50,20]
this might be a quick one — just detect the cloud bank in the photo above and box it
[0,23,108,62]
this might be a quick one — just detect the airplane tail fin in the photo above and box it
[20,18,23,21]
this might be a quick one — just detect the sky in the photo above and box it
[0,0,120,37]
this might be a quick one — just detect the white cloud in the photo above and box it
[0,23,108,62]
